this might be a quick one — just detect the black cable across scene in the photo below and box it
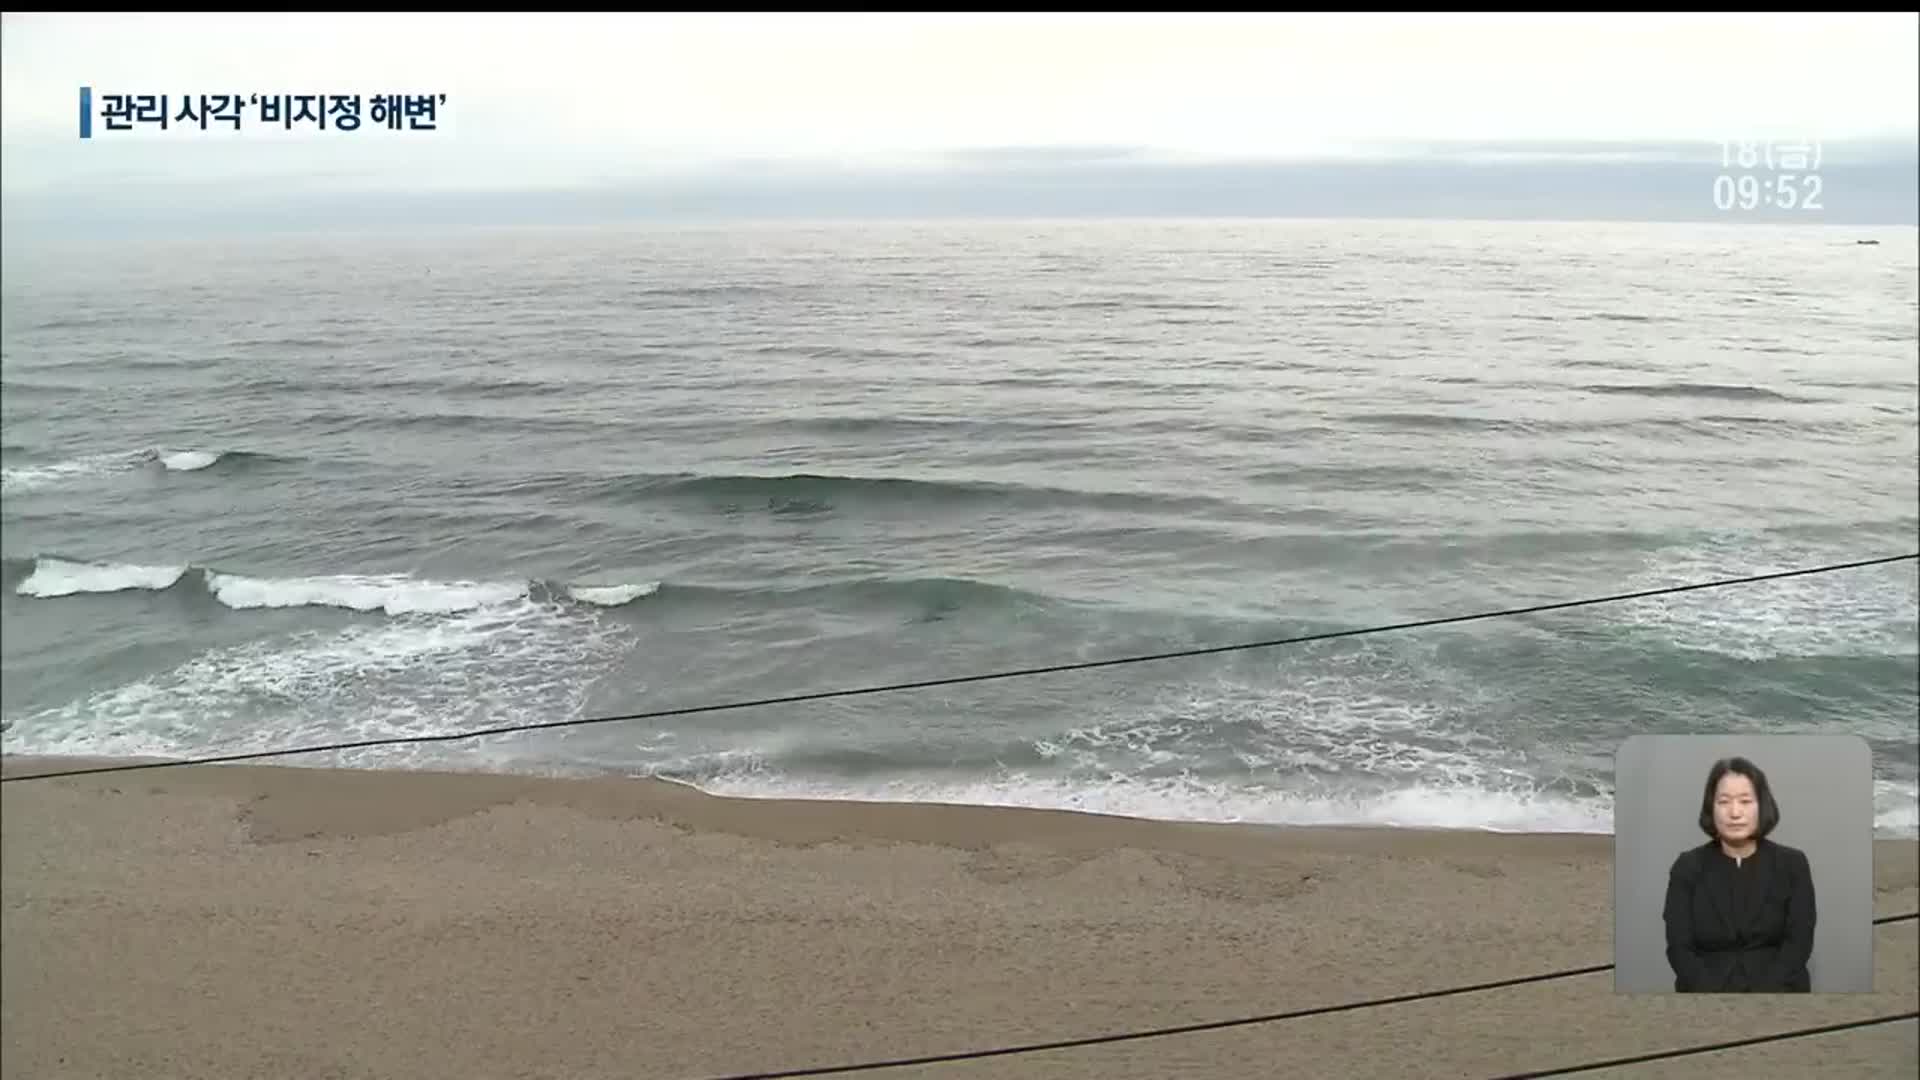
[692,914,1918,1080]
[5,552,1913,784]
[1486,1011,1920,1079]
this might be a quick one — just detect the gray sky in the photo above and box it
[4,13,1917,232]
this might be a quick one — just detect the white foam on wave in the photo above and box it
[1612,532,1918,661]
[15,557,189,597]
[3,597,634,770]
[662,754,1914,838]
[665,653,1615,834]
[677,763,1617,834]
[1033,652,1535,795]
[158,449,222,472]
[205,571,526,615]
[567,582,661,607]
[1875,780,1919,838]
[0,452,144,494]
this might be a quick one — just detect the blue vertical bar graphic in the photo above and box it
[79,86,92,139]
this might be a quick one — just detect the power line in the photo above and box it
[690,914,1919,1080]
[1487,1012,1920,1080]
[6,552,1912,784]
[698,964,1616,1080]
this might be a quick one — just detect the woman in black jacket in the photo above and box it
[1662,756,1816,993]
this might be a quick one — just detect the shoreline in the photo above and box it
[8,751,1915,842]
[2,751,1637,850]
[5,751,1916,1078]
[0,753,1621,856]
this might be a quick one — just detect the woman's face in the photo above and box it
[1713,772,1759,844]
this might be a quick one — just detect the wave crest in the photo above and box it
[14,557,189,597]
[0,447,270,492]
[1580,382,1816,403]
[204,572,528,615]
[599,469,1252,521]
[9,556,666,617]
[566,582,662,607]
[159,449,223,471]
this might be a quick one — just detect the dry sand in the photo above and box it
[3,756,1915,1080]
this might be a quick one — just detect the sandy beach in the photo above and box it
[3,756,1914,1080]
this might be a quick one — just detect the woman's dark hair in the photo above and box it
[1697,756,1781,840]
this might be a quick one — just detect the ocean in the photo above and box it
[2,217,1915,836]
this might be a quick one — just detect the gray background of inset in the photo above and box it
[1613,734,1875,993]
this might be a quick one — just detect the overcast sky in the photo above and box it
[3,13,1917,232]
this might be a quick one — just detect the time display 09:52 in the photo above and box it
[1714,172,1824,211]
